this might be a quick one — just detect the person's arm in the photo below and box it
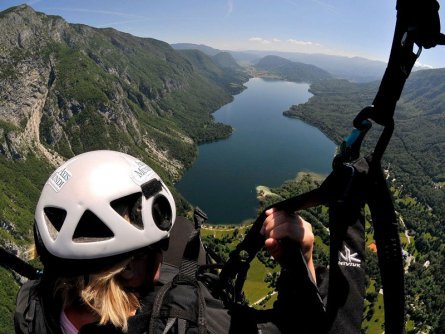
[261,208,316,282]
[258,208,326,333]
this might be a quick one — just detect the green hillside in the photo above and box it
[255,55,332,83]
[284,70,445,332]
[284,71,445,218]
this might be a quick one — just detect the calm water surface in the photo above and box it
[176,78,336,224]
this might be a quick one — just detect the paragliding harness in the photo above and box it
[216,1,445,333]
[3,1,445,333]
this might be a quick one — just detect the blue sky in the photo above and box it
[1,0,445,68]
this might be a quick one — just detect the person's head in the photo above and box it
[33,150,176,330]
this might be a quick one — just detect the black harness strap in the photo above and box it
[0,247,41,280]
[149,208,208,334]
[324,159,368,334]
[177,208,207,279]
[367,160,404,334]
[218,189,324,304]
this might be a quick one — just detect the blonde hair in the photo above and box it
[50,198,144,331]
[54,259,140,332]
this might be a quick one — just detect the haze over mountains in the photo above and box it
[172,42,387,82]
[172,42,435,83]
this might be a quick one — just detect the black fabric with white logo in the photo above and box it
[324,159,368,334]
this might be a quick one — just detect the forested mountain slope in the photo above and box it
[0,5,249,175]
[285,69,445,218]
[285,69,445,332]
[255,55,332,83]
[0,4,250,241]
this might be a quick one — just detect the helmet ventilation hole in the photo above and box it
[152,195,172,231]
[44,207,67,240]
[111,193,144,230]
[73,210,114,242]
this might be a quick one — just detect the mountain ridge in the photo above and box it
[254,55,332,83]
[0,5,249,178]
[172,42,389,82]
[171,43,435,83]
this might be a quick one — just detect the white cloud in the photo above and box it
[245,36,344,55]
[415,61,434,69]
[287,39,322,47]
[249,37,271,44]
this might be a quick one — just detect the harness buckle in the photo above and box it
[401,31,423,58]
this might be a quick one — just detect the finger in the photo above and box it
[260,208,277,235]
[265,207,276,216]
[262,211,296,237]
[264,237,279,250]
[265,238,283,260]
[268,221,305,242]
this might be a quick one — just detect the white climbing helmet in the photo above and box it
[34,150,176,261]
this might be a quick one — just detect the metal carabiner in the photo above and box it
[401,31,423,58]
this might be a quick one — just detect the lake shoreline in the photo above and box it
[177,78,336,225]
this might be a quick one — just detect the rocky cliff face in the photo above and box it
[0,5,246,179]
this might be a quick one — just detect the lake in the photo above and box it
[176,78,336,224]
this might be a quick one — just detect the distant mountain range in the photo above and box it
[254,55,332,83]
[234,50,388,83]
[172,43,434,83]
[172,43,388,82]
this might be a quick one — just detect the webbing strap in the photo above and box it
[177,208,206,279]
[218,188,323,303]
[178,318,187,334]
[0,247,40,280]
[325,159,368,334]
[371,20,419,127]
[367,162,404,334]
[160,318,188,334]
[162,318,177,334]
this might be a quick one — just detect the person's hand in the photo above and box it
[260,208,316,281]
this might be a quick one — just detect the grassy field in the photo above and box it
[202,224,280,308]
[244,257,279,304]
[362,280,385,334]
